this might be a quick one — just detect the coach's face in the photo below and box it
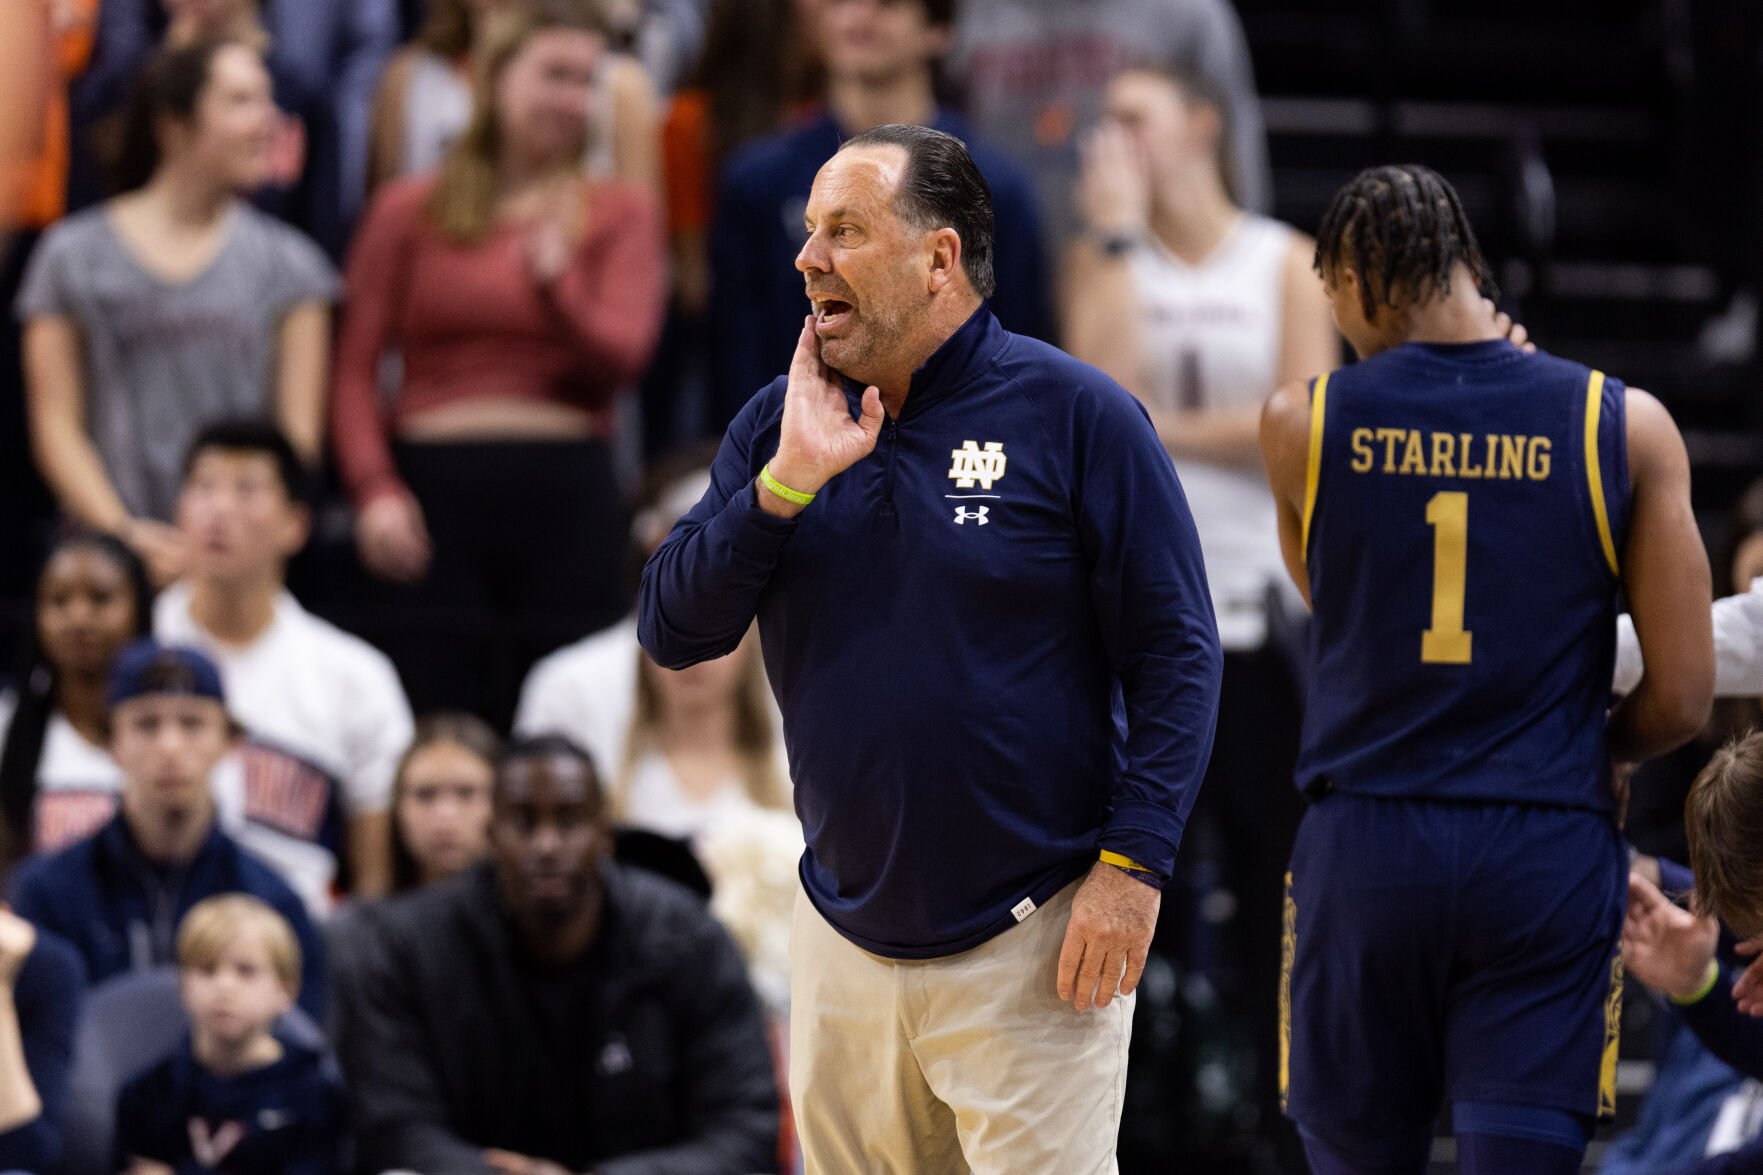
[796,144,932,381]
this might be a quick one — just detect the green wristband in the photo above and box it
[1669,958,1721,1006]
[759,464,815,506]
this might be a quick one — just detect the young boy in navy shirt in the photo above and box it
[116,895,344,1175]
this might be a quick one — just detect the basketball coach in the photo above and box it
[638,124,1223,1173]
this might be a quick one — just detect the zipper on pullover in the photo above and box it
[880,418,900,522]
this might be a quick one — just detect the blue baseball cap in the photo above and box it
[107,640,227,709]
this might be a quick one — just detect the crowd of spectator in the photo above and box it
[1,0,1760,1172]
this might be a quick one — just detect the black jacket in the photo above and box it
[333,862,778,1175]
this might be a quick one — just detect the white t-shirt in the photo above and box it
[1616,576,1763,698]
[1130,212,1298,651]
[156,583,411,813]
[155,584,414,915]
[0,691,124,852]
[515,619,791,791]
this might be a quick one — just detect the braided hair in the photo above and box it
[0,534,153,868]
[1314,164,1498,320]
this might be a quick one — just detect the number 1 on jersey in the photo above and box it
[1422,491,1473,664]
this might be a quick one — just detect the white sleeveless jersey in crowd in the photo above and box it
[1130,211,1298,652]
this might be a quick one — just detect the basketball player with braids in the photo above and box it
[1262,164,1715,1175]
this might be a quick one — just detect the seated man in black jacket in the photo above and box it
[334,734,779,1175]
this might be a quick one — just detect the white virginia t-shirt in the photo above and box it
[0,692,124,852]
[155,583,414,913]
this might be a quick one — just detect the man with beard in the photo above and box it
[334,735,778,1175]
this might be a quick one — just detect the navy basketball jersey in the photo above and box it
[1296,339,1631,811]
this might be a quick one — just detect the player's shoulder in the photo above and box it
[1517,344,1612,386]
[1264,375,1322,433]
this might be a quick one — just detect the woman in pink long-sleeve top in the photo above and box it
[332,0,666,727]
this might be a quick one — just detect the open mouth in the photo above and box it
[812,297,854,332]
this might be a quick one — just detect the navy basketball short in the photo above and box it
[1280,791,1626,1152]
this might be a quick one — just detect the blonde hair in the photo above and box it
[427,0,611,243]
[617,634,790,817]
[1686,731,1763,937]
[177,894,302,995]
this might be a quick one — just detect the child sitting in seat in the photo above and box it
[116,895,344,1174]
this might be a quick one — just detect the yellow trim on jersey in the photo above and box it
[1279,871,1295,1111]
[1300,373,1330,555]
[1584,371,1620,577]
[1098,850,1152,874]
[1598,952,1625,1118]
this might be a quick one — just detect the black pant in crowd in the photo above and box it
[371,437,630,731]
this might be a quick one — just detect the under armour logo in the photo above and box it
[954,505,990,526]
[948,441,1008,490]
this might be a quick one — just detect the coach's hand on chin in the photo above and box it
[756,318,885,520]
[1058,861,1161,1013]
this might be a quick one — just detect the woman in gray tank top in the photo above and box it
[15,38,337,586]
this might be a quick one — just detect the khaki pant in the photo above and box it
[788,880,1133,1174]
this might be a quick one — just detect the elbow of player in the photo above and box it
[1643,673,1714,751]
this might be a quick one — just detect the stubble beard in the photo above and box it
[820,301,911,385]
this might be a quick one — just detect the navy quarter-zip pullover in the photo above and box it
[639,308,1223,958]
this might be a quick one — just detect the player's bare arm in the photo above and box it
[1260,378,1316,608]
[1607,388,1714,762]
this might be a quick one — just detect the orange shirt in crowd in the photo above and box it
[662,88,713,238]
[330,175,666,507]
[1,0,96,231]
